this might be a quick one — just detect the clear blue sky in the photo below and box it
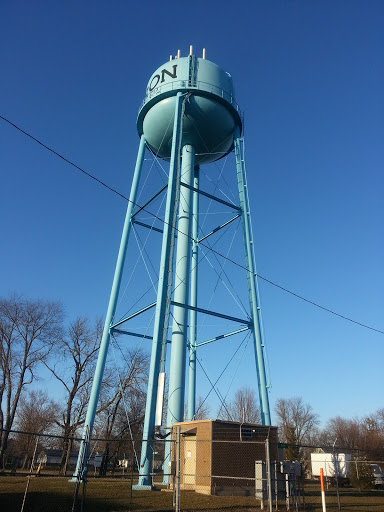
[1,1,383,427]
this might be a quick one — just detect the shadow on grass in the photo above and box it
[1,491,265,512]
[1,492,74,512]
[0,491,175,512]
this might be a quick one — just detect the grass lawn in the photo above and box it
[1,475,384,511]
[0,475,260,511]
[301,484,384,512]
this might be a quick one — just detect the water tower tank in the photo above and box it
[137,54,242,165]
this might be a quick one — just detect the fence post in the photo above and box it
[274,462,278,511]
[332,443,341,512]
[285,472,290,511]
[265,437,273,512]
[21,435,40,512]
[174,426,181,512]
[130,467,133,510]
[355,456,361,492]
[301,471,305,511]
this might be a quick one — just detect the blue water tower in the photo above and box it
[73,47,271,487]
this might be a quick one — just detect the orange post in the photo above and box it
[320,468,326,511]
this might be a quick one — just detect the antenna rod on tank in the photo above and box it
[202,48,206,59]
[189,45,193,56]
[170,55,173,61]
[177,49,180,59]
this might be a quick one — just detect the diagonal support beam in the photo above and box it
[110,302,156,329]
[197,326,250,347]
[131,184,168,219]
[198,214,241,243]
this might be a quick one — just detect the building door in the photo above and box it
[183,437,196,489]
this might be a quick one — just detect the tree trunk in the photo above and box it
[0,418,11,469]
[60,433,71,475]
[62,434,73,476]
[21,452,29,470]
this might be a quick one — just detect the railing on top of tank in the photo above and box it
[139,79,241,115]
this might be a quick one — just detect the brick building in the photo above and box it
[172,419,279,495]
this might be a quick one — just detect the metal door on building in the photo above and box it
[183,437,197,489]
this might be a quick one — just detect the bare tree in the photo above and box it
[275,396,319,463]
[275,397,319,446]
[0,295,63,468]
[184,395,212,421]
[323,416,362,448]
[94,347,149,476]
[44,317,102,473]
[14,389,60,469]
[222,386,261,423]
[323,410,384,461]
[193,396,211,420]
[364,408,384,460]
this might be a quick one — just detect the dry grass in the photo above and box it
[0,475,384,511]
[0,475,259,511]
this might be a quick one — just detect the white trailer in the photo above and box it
[311,453,351,480]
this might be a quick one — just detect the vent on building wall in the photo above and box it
[240,426,255,440]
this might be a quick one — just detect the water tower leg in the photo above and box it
[71,134,147,481]
[167,143,195,426]
[136,92,184,488]
[234,127,271,426]
[161,144,195,485]
[187,166,199,421]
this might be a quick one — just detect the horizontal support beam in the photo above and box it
[111,328,172,344]
[180,182,241,211]
[132,220,164,234]
[111,329,154,340]
[171,301,251,326]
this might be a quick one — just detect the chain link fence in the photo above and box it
[1,427,384,511]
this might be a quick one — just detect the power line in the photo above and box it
[1,114,383,336]
[0,115,129,201]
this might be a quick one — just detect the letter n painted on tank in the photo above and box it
[161,65,177,83]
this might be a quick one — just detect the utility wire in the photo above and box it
[1,114,383,336]
[0,115,129,201]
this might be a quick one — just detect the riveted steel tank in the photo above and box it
[137,55,242,165]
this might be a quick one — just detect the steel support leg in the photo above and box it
[234,126,271,425]
[137,92,184,487]
[187,166,199,420]
[72,134,147,480]
[167,144,195,425]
